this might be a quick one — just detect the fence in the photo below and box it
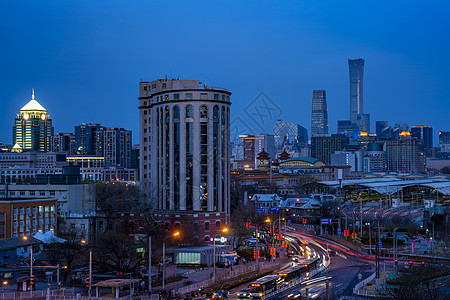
[352,272,376,295]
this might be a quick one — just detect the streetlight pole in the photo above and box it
[22,236,33,296]
[213,227,229,282]
[162,231,180,292]
[148,236,152,295]
[162,239,166,291]
[81,239,92,300]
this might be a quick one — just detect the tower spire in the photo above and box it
[32,88,35,100]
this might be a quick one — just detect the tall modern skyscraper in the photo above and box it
[102,127,132,168]
[50,133,75,154]
[139,78,231,216]
[376,121,389,137]
[311,134,349,164]
[74,123,102,155]
[13,89,54,152]
[411,125,433,156]
[311,90,328,136]
[349,58,365,125]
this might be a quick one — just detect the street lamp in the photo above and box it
[213,227,229,282]
[162,231,180,291]
[81,239,92,299]
[22,236,34,295]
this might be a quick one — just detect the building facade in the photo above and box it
[13,90,54,152]
[50,133,75,154]
[384,131,425,173]
[139,79,231,216]
[411,125,433,156]
[349,58,365,125]
[274,120,308,150]
[74,123,102,155]
[311,134,349,165]
[0,197,57,239]
[311,90,328,136]
[102,127,132,168]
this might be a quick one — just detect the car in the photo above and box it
[237,289,250,298]
[212,290,229,299]
[286,290,301,298]
[308,288,321,299]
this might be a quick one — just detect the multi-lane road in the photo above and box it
[228,228,377,299]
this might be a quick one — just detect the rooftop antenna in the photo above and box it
[32,88,35,100]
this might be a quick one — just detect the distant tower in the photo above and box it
[349,59,365,125]
[311,90,328,136]
[13,89,54,152]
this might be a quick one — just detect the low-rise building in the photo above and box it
[0,197,57,239]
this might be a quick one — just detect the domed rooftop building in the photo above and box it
[279,157,326,175]
[13,89,54,152]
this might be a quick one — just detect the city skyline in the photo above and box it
[1,1,449,145]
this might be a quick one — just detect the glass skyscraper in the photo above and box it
[13,90,54,152]
[349,58,365,125]
[311,90,328,136]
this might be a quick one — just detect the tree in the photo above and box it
[290,175,318,196]
[95,231,145,275]
[45,224,85,283]
[257,179,279,194]
[386,265,449,300]
[95,182,144,231]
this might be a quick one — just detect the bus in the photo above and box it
[305,258,320,272]
[248,275,284,298]
[278,265,307,284]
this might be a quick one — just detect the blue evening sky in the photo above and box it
[1,0,449,145]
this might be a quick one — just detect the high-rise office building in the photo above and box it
[376,121,389,137]
[384,131,424,173]
[274,120,308,150]
[102,127,132,168]
[311,90,329,136]
[139,78,231,217]
[438,131,450,148]
[411,126,433,156]
[50,133,75,154]
[13,90,54,152]
[74,123,102,155]
[349,58,364,125]
[311,134,349,164]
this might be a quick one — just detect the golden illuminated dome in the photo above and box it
[399,130,411,136]
[359,131,369,137]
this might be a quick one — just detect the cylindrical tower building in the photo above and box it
[139,79,231,218]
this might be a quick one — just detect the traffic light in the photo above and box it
[395,259,398,266]
[253,249,257,258]
[257,250,260,258]
[270,247,276,256]
[302,218,307,224]
[246,221,251,228]
[30,274,35,286]
[85,277,90,288]
[282,240,288,248]
[277,233,282,240]
[344,230,349,236]
[352,232,357,239]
